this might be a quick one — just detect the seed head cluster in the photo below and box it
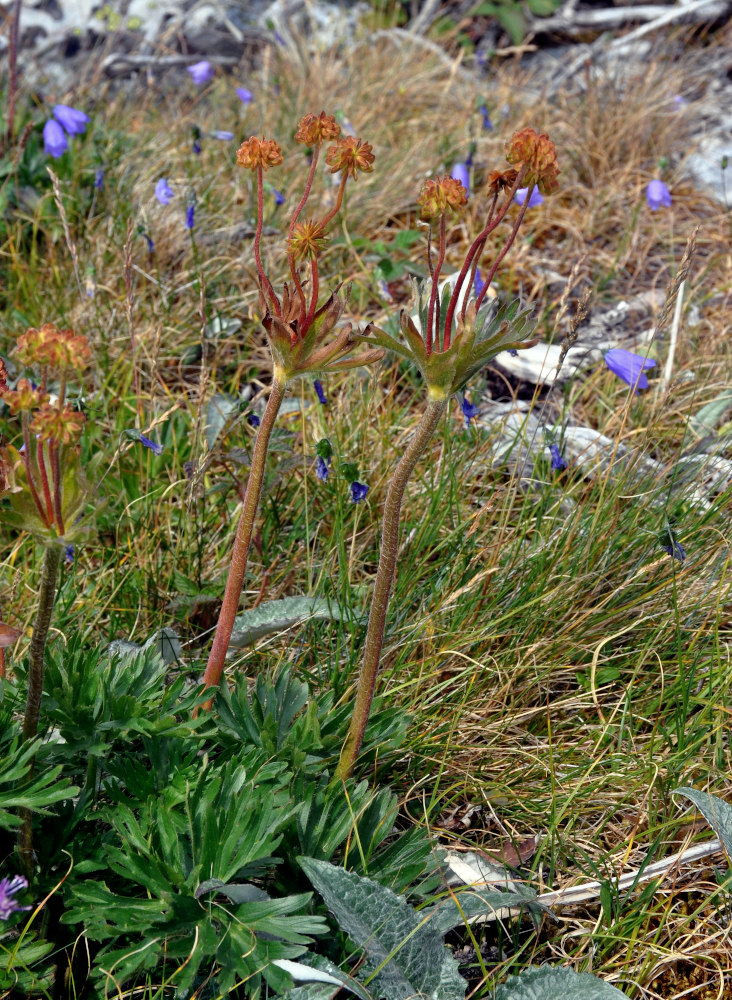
[505,128,559,195]
[236,136,284,172]
[417,176,468,221]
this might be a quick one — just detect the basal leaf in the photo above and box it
[229,597,355,649]
[299,858,465,1000]
[494,965,631,999]
[673,786,732,859]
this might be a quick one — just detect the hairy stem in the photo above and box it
[20,542,62,877]
[337,398,447,779]
[199,376,287,707]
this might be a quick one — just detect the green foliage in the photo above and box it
[63,759,324,993]
[673,787,732,859]
[229,596,358,649]
[0,729,79,831]
[493,965,631,998]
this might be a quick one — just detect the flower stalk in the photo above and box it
[200,114,383,704]
[337,399,447,779]
[338,128,559,777]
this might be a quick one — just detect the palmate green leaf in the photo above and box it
[494,965,631,998]
[229,596,356,649]
[0,738,78,830]
[299,858,466,1000]
[673,787,732,859]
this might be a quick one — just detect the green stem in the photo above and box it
[200,376,287,706]
[337,398,447,779]
[20,542,62,877]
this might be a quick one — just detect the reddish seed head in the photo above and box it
[485,167,518,196]
[236,136,284,172]
[325,136,375,179]
[30,403,85,445]
[295,112,341,146]
[505,128,559,195]
[416,176,468,221]
[2,378,48,415]
[288,219,329,261]
[0,357,7,395]
[16,323,90,371]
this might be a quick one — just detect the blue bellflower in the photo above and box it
[43,119,68,158]
[0,876,30,920]
[316,456,331,481]
[604,348,656,393]
[272,188,285,205]
[646,179,672,211]
[350,481,369,503]
[186,205,195,229]
[139,435,163,455]
[237,87,253,103]
[451,161,470,194]
[53,104,89,135]
[313,379,328,405]
[187,61,213,85]
[515,186,544,208]
[460,394,480,428]
[94,167,104,189]
[64,544,75,564]
[212,130,234,140]
[155,178,174,205]
[474,268,485,299]
[549,443,566,471]
[247,413,260,427]
[662,540,686,562]
[478,104,493,130]
[144,234,155,253]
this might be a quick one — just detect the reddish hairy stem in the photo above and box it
[459,191,497,325]
[337,399,447,779]
[443,166,526,347]
[199,377,286,709]
[36,442,55,529]
[319,174,347,230]
[425,217,446,356]
[476,190,531,308]
[21,417,51,529]
[254,165,281,317]
[288,147,320,237]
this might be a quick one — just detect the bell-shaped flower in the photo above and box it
[350,481,369,503]
[53,104,89,135]
[43,119,68,158]
[155,178,174,205]
[646,179,672,211]
[187,61,213,85]
[604,348,656,393]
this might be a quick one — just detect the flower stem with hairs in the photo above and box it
[337,399,447,779]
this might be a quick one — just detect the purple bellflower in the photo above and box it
[316,456,331,482]
[314,379,328,405]
[479,104,493,130]
[237,87,253,104]
[187,61,213,85]
[65,544,75,564]
[139,435,163,455]
[0,876,30,920]
[515,186,544,208]
[53,104,89,135]
[646,179,672,211]
[549,443,566,471]
[212,130,234,140]
[247,413,261,427]
[271,188,285,205]
[350,481,369,504]
[474,268,485,299]
[43,119,68,158]
[193,139,202,155]
[662,540,686,562]
[460,394,480,428]
[604,348,656,393]
[144,234,155,253]
[186,205,195,230]
[451,161,470,194]
[155,178,174,205]
[94,167,105,188]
